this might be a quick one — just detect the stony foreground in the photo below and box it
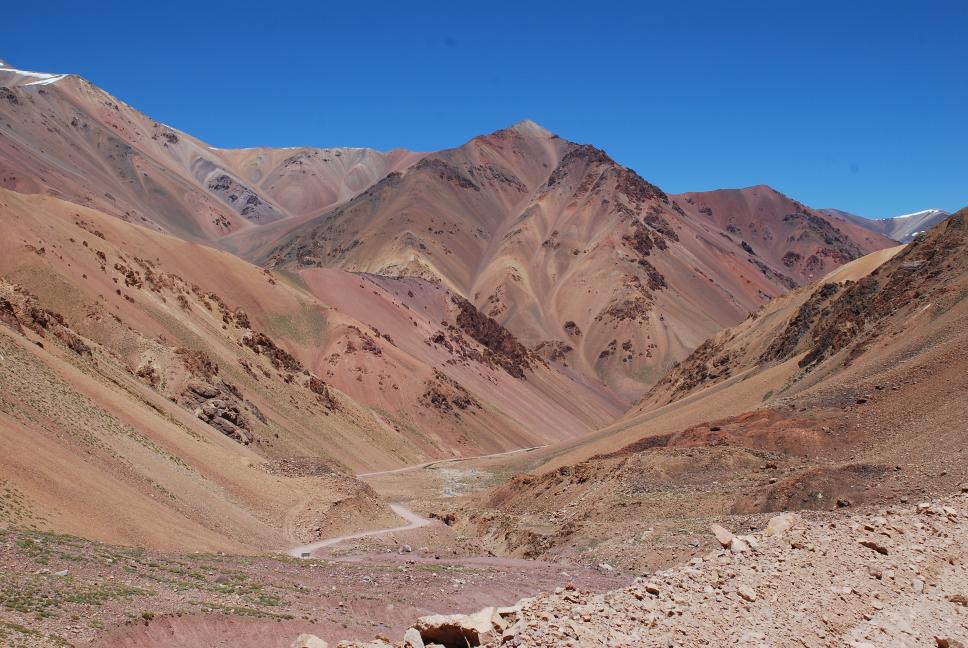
[332,492,968,647]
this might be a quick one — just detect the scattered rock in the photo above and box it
[402,627,424,648]
[859,539,889,555]
[737,584,757,602]
[710,523,734,548]
[765,512,801,537]
[413,606,500,647]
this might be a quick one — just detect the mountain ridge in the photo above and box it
[820,206,951,243]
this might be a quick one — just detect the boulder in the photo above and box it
[729,536,750,554]
[403,627,424,648]
[291,634,328,648]
[737,584,757,602]
[413,606,499,647]
[936,637,966,648]
[765,512,802,537]
[710,523,734,548]
[859,539,889,555]
[187,380,219,399]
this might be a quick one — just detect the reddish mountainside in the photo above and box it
[453,212,968,568]
[266,126,895,402]
[676,186,892,283]
[0,62,894,404]
[0,62,419,247]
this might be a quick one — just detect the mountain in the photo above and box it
[0,59,907,551]
[0,60,421,249]
[453,211,968,567]
[821,206,951,242]
[1,57,963,648]
[0,61,896,406]
[0,65,625,551]
[264,134,895,402]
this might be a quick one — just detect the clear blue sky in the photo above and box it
[4,1,966,217]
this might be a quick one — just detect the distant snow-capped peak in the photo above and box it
[0,60,68,86]
[890,208,947,222]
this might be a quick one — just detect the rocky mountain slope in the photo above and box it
[444,212,968,570]
[0,60,420,248]
[0,184,620,551]
[339,495,968,647]
[265,127,894,402]
[823,207,951,243]
[0,60,896,406]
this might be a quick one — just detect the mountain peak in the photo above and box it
[507,119,553,138]
[0,60,70,87]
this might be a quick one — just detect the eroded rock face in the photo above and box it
[451,296,534,379]
[241,331,303,371]
[0,297,24,334]
[0,279,92,356]
[307,374,340,411]
[182,379,251,444]
[418,369,482,417]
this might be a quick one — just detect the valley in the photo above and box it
[0,56,965,648]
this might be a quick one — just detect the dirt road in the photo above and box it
[355,444,547,478]
[287,503,433,558]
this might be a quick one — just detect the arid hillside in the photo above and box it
[0,61,420,248]
[266,125,895,402]
[447,212,968,570]
[0,185,619,552]
[0,61,896,407]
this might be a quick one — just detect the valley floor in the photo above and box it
[0,522,625,647]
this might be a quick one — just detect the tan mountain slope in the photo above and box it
[448,212,968,569]
[0,180,624,548]
[267,124,896,402]
[0,62,894,405]
[0,61,415,247]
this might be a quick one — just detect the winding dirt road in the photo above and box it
[356,444,546,478]
[287,445,546,558]
[287,503,433,558]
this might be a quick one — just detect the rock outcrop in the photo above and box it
[181,379,251,444]
[339,494,968,647]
